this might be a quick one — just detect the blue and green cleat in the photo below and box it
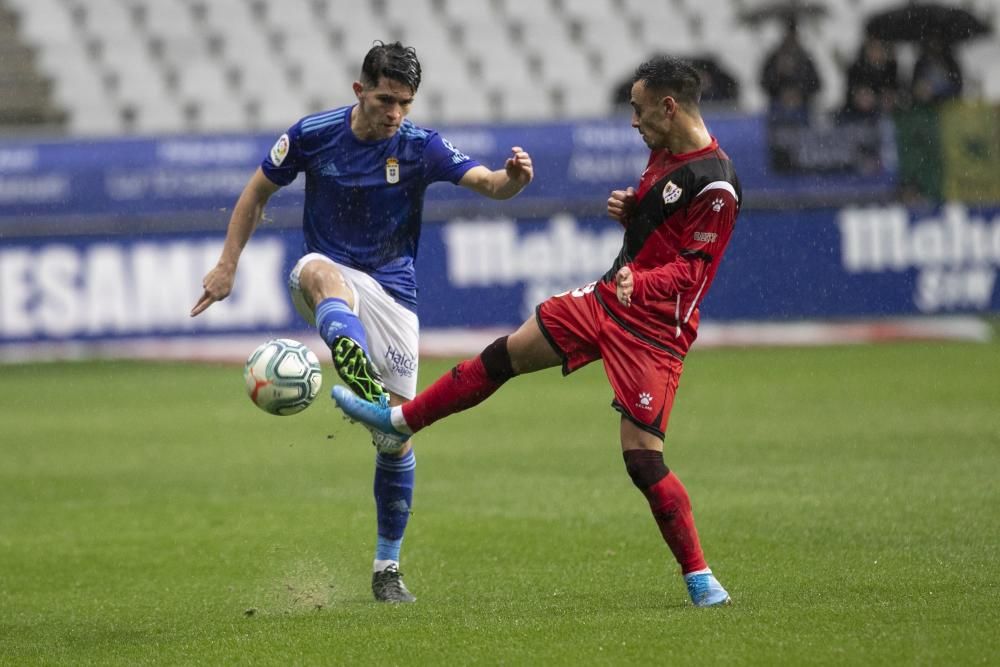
[331,336,387,403]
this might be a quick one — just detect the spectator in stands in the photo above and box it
[690,57,740,109]
[759,17,821,124]
[836,36,899,176]
[910,36,963,107]
[840,34,901,120]
[896,35,962,203]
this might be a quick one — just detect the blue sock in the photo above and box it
[315,297,368,352]
[374,449,416,563]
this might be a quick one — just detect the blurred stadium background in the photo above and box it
[0,0,998,359]
[3,2,999,663]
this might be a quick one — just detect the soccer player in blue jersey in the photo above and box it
[190,41,534,602]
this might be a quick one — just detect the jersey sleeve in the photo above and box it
[260,122,305,187]
[422,132,481,184]
[631,180,739,302]
[677,181,739,261]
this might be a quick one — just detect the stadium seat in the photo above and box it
[496,82,555,122]
[132,98,188,135]
[961,41,1000,99]
[435,86,495,124]
[67,96,123,136]
[191,95,249,133]
[76,0,136,41]
[9,0,75,48]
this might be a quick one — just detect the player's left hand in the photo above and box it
[504,146,533,185]
[615,266,633,307]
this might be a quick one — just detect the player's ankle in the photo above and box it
[390,406,414,435]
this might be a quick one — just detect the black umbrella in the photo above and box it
[688,57,740,102]
[866,3,991,43]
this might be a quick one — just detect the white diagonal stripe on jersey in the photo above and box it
[674,299,682,338]
[696,180,738,203]
[684,276,709,323]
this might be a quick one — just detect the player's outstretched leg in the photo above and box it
[314,297,387,402]
[333,335,517,444]
[332,386,410,444]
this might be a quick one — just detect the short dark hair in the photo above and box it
[361,41,421,93]
[633,55,702,107]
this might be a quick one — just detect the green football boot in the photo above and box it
[331,336,387,403]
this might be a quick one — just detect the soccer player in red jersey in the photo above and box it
[334,55,740,607]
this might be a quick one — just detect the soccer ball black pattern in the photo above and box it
[243,338,322,416]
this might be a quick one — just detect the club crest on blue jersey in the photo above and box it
[662,180,683,204]
[386,157,399,184]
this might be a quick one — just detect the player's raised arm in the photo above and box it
[458,146,533,199]
[190,168,281,317]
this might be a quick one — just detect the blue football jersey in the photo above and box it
[261,105,480,310]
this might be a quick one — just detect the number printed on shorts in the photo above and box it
[553,281,597,299]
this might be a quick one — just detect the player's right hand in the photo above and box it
[615,266,634,307]
[190,263,236,317]
[607,187,636,225]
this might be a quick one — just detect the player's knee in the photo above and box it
[301,261,352,307]
[623,448,669,490]
[480,335,515,384]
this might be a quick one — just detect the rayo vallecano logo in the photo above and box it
[662,181,682,204]
[269,133,289,166]
[385,157,399,184]
[838,204,999,312]
[635,392,654,410]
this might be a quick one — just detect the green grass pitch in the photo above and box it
[2,337,998,665]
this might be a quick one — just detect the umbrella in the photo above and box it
[866,3,991,43]
[688,57,740,103]
[739,0,829,26]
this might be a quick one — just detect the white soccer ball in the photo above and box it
[243,338,323,416]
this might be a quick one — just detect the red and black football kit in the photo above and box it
[537,137,741,437]
[394,136,741,584]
